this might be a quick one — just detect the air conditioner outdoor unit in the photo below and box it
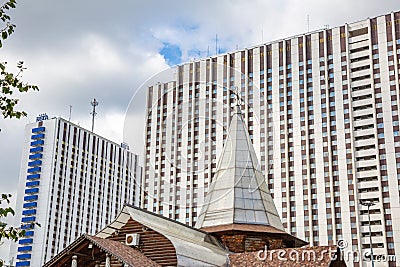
[125,233,140,246]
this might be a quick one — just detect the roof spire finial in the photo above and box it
[234,86,242,115]
[195,90,285,231]
[234,86,242,106]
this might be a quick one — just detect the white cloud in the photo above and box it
[83,34,128,72]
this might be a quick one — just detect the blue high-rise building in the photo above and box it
[9,116,141,266]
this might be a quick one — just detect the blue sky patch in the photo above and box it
[160,42,182,66]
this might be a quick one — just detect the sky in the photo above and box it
[0,0,399,261]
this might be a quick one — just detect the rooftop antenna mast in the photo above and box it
[90,98,99,132]
[307,15,310,32]
[261,29,264,44]
[69,105,72,121]
[215,34,218,55]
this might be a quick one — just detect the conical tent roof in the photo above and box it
[195,106,284,231]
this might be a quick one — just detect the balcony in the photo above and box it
[31,133,45,140]
[26,181,40,188]
[360,237,385,247]
[355,158,377,168]
[30,140,44,147]
[353,127,375,137]
[31,126,45,133]
[354,138,376,148]
[29,147,43,153]
[348,39,369,50]
[23,195,38,202]
[17,246,32,252]
[22,209,37,216]
[16,261,30,267]
[357,180,380,189]
[18,238,33,245]
[28,153,42,160]
[352,88,373,98]
[26,174,40,180]
[27,167,41,174]
[16,254,31,260]
[349,49,370,61]
[24,188,39,195]
[351,99,373,109]
[25,231,34,237]
[27,160,42,167]
[348,33,369,44]
[358,190,380,200]
[352,109,374,119]
[21,217,36,223]
[353,119,375,129]
[22,202,37,209]
[351,58,371,69]
[21,224,35,230]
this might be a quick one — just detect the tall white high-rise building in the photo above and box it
[10,116,141,267]
[143,11,400,266]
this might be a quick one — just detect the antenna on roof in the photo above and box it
[68,105,72,121]
[90,98,99,132]
[215,34,218,55]
[261,29,264,44]
[307,15,310,32]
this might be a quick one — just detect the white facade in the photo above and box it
[10,117,141,267]
[143,12,400,267]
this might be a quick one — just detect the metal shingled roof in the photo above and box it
[195,105,284,231]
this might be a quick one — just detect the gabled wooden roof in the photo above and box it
[43,234,160,267]
[85,235,160,267]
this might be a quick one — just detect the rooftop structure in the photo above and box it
[43,204,228,267]
[196,106,283,230]
[196,105,306,251]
